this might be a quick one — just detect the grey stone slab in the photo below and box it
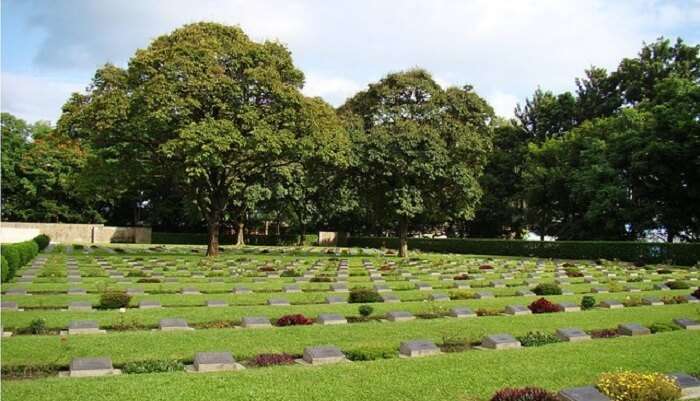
[490,280,506,288]
[68,320,104,334]
[181,287,201,295]
[386,311,415,322]
[232,286,251,294]
[558,302,581,312]
[69,357,114,377]
[415,283,432,291]
[127,288,144,296]
[325,296,347,304]
[241,316,272,328]
[373,284,390,292]
[618,323,650,336]
[674,318,700,330]
[284,285,302,293]
[399,340,440,357]
[1,301,19,311]
[450,307,476,318]
[139,300,161,309]
[481,333,521,350]
[193,352,239,372]
[558,386,611,401]
[555,328,591,342]
[504,305,531,315]
[5,288,28,296]
[267,298,290,306]
[668,373,700,400]
[475,291,494,299]
[206,300,227,307]
[67,288,87,295]
[516,289,535,296]
[330,283,348,292]
[429,293,449,302]
[600,300,624,309]
[317,313,347,325]
[642,296,663,306]
[68,301,93,311]
[591,287,608,293]
[159,318,193,331]
[381,293,401,303]
[302,346,345,365]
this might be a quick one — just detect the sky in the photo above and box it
[2,0,699,124]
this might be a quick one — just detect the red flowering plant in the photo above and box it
[251,353,296,367]
[275,314,313,326]
[528,298,561,314]
[490,387,560,401]
[479,264,494,270]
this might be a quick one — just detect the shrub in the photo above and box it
[127,270,147,277]
[275,314,313,326]
[1,256,9,282]
[29,318,47,335]
[479,264,494,270]
[627,276,643,282]
[666,281,689,290]
[358,304,374,317]
[597,371,681,401]
[533,283,562,296]
[661,296,688,304]
[590,328,619,338]
[251,353,296,367]
[136,278,161,283]
[122,360,185,374]
[516,331,561,347]
[490,387,561,401]
[345,347,396,361]
[73,244,84,250]
[99,291,131,309]
[453,273,470,280]
[657,268,672,274]
[310,276,332,282]
[476,308,501,316]
[565,268,584,277]
[581,295,596,310]
[438,336,473,353]
[649,322,680,334]
[449,290,474,300]
[622,296,644,307]
[33,234,50,251]
[528,298,561,314]
[1,245,21,275]
[693,287,700,298]
[280,269,301,277]
[349,288,382,303]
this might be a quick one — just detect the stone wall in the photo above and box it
[0,222,151,244]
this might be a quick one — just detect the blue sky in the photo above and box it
[2,0,699,124]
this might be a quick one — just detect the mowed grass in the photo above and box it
[3,331,699,401]
[3,303,698,366]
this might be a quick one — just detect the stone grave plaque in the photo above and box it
[600,300,623,309]
[381,294,401,303]
[127,288,144,296]
[557,302,581,312]
[232,286,251,294]
[68,320,104,335]
[207,300,227,308]
[267,298,290,306]
[5,288,27,296]
[1,301,19,311]
[399,340,440,358]
[415,283,432,291]
[193,352,240,372]
[504,305,531,315]
[558,386,611,401]
[317,314,347,325]
[516,289,535,296]
[302,346,345,365]
[618,323,650,336]
[481,333,521,350]
[475,291,494,299]
[386,311,415,322]
[591,287,608,293]
[450,307,476,318]
[68,301,93,311]
[159,318,193,331]
[429,293,449,302]
[181,287,201,295]
[490,280,505,288]
[284,285,302,293]
[555,328,590,342]
[673,318,700,330]
[668,373,700,399]
[67,288,87,295]
[373,284,390,292]
[325,296,347,304]
[69,357,115,377]
[642,297,663,306]
[241,316,271,328]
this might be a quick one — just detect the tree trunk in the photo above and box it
[398,217,409,258]
[206,220,220,257]
[299,222,306,246]
[236,222,245,246]
[667,228,676,243]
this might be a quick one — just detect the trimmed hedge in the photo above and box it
[346,237,700,266]
[152,232,318,246]
[1,235,50,282]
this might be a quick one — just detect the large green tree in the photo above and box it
[340,69,493,256]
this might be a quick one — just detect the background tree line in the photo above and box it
[2,23,698,255]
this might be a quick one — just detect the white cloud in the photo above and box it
[5,0,699,121]
[302,73,363,106]
[1,73,84,124]
[486,91,521,119]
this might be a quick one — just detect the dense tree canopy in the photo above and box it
[2,27,698,254]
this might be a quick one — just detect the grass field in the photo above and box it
[2,244,699,400]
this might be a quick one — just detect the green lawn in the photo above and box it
[3,331,699,401]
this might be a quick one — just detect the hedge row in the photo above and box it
[152,232,318,246]
[345,237,700,266]
[1,234,50,282]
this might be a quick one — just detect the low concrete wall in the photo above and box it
[0,222,151,244]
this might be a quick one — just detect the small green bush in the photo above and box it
[1,245,21,274]
[649,322,680,334]
[121,360,185,374]
[666,281,689,290]
[349,288,382,303]
[345,347,396,361]
[1,256,9,282]
[358,305,374,317]
[29,318,48,335]
[73,244,84,250]
[516,331,562,347]
[99,291,131,309]
[533,283,562,296]
[581,295,596,310]
[33,234,50,251]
